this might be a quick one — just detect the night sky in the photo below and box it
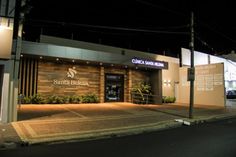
[23,0,236,57]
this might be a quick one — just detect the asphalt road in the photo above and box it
[1,118,236,157]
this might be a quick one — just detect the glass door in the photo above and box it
[105,74,124,102]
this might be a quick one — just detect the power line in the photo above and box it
[25,19,190,35]
[135,0,236,48]
[198,22,236,44]
[195,35,215,52]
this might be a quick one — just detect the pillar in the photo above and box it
[99,66,104,103]
[150,70,163,104]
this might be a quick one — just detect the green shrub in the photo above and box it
[20,94,100,104]
[46,95,65,104]
[68,95,81,104]
[81,93,99,103]
[30,94,45,104]
[22,96,31,104]
[62,96,70,104]
[162,96,176,103]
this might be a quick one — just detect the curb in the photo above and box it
[5,113,236,149]
[177,113,236,126]
[27,120,183,146]
[32,113,236,146]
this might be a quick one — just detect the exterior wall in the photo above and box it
[178,63,225,106]
[37,61,100,97]
[23,60,157,103]
[154,55,180,99]
[162,62,179,98]
[0,17,14,59]
[131,69,151,86]
[19,58,38,97]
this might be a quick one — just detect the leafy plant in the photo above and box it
[20,94,100,104]
[81,93,99,103]
[46,95,65,104]
[22,96,31,104]
[162,96,176,103]
[69,95,81,104]
[132,82,151,103]
[30,94,45,104]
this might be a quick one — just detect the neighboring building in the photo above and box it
[180,48,236,106]
[0,0,18,123]
[182,48,236,92]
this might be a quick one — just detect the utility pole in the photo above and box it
[9,0,22,122]
[188,12,195,119]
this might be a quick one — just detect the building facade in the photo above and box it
[19,36,172,105]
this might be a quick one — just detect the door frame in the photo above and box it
[104,73,124,102]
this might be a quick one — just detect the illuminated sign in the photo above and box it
[52,67,89,86]
[131,58,167,69]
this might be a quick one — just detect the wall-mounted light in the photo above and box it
[56,58,59,61]
[99,62,103,66]
[72,59,75,63]
[163,79,171,87]
[39,56,43,59]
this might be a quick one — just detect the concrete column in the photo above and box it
[99,66,104,103]
[0,60,14,123]
[150,70,163,104]
[0,61,9,123]
[127,69,132,102]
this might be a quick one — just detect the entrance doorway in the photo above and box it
[105,74,124,102]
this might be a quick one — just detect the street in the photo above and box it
[1,118,236,157]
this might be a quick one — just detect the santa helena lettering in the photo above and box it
[53,79,89,86]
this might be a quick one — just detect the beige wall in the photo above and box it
[162,62,180,97]
[178,63,225,106]
[0,17,14,59]
[0,27,13,59]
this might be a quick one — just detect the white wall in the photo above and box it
[181,48,236,91]
[181,48,208,66]
[0,60,12,123]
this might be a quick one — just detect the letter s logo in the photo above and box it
[67,67,77,78]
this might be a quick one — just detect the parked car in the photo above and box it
[226,90,236,99]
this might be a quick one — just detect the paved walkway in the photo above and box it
[1,102,236,148]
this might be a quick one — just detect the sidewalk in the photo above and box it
[1,102,236,149]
